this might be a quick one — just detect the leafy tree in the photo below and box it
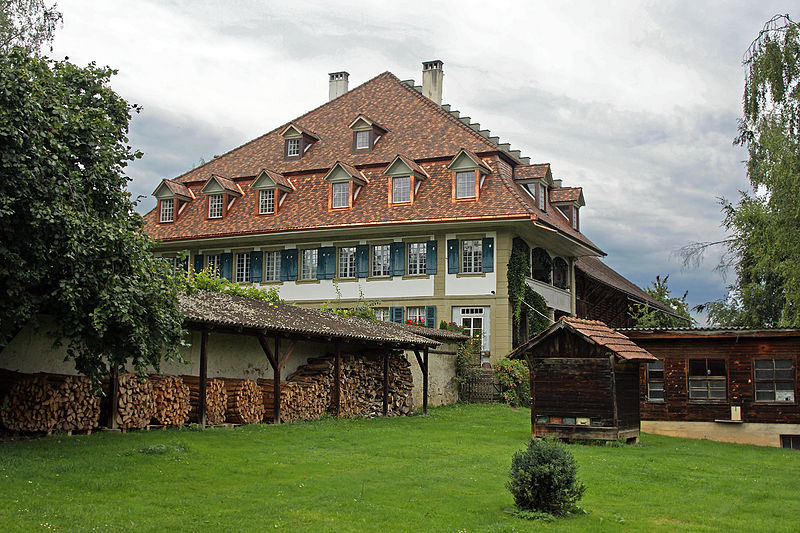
[0,50,185,381]
[0,0,62,55]
[629,275,693,328]
[683,14,800,327]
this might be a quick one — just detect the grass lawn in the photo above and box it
[1,403,799,532]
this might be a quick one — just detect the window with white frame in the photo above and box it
[406,306,425,325]
[332,182,349,209]
[301,248,318,280]
[372,244,391,277]
[208,194,224,218]
[339,247,356,278]
[259,189,275,214]
[455,171,475,199]
[407,242,426,275]
[461,239,482,273]
[206,254,221,276]
[164,256,184,275]
[538,183,547,211]
[392,176,411,203]
[460,307,484,340]
[373,308,390,321]
[160,200,173,223]
[235,252,250,283]
[755,359,795,402]
[286,138,300,157]
[646,360,665,401]
[355,130,370,150]
[688,359,726,400]
[264,251,280,282]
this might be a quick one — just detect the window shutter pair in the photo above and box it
[250,251,262,283]
[221,253,233,281]
[390,242,405,276]
[426,240,438,274]
[425,305,437,329]
[193,254,204,274]
[355,244,369,278]
[390,306,404,323]
[447,237,494,273]
[280,249,298,281]
[317,246,336,279]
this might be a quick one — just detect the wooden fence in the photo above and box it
[458,369,502,403]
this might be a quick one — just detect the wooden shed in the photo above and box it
[510,317,656,442]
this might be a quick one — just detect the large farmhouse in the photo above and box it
[143,61,668,360]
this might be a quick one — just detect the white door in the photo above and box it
[452,306,490,352]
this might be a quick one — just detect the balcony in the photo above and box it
[525,277,572,313]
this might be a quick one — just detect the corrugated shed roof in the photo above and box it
[178,291,436,347]
[382,321,469,342]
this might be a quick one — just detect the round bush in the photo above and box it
[507,438,585,516]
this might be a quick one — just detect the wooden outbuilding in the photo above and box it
[510,317,656,442]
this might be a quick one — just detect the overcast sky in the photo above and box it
[51,1,792,322]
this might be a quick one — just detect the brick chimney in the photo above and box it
[422,60,443,105]
[328,71,349,101]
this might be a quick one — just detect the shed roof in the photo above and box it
[510,317,656,361]
[178,291,437,347]
[381,321,469,343]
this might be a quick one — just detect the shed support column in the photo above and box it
[382,352,389,417]
[273,336,281,424]
[609,355,619,433]
[527,356,535,438]
[334,345,342,417]
[108,365,119,429]
[199,329,209,427]
[413,348,429,415]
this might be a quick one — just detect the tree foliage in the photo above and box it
[0,0,62,55]
[629,275,693,328]
[0,50,185,381]
[684,15,800,327]
[188,266,282,305]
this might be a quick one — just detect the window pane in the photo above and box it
[339,247,355,278]
[372,244,390,276]
[392,176,411,203]
[707,360,726,376]
[754,359,774,370]
[755,369,774,380]
[301,249,318,279]
[777,390,795,402]
[688,359,706,376]
[462,239,482,273]
[235,253,250,283]
[332,182,349,208]
[407,242,426,275]
[648,360,663,372]
[264,251,279,281]
[775,359,793,370]
[355,130,370,149]
[209,195,223,218]
[756,391,775,401]
[456,171,475,199]
[776,369,794,380]
[160,200,173,222]
[259,189,275,214]
[287,138,300,156]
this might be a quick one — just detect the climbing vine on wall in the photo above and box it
[508,238,551,348]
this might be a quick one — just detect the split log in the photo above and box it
[223,378,263,424]
[116,373,155,430]
[149,375,190,426]
[182,376,227,425]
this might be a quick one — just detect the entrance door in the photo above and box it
[452,306,490,353]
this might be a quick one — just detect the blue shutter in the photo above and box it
[390,242,405,276]
[447,239,459,274]
[280,249,298,281]
[318,246,336,279]
[250,251,262,283]
[425,305,437,329]
[426,240,437,275]
[482,237,494,273]
[221,253,233,281]
[390,306,404,323]
[193,254,204,274]
[355,244,369,278]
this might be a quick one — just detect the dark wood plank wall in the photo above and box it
[634,336,800,424]
[532,358,614,425]
[575,272,638,328]
[615,361,642,431]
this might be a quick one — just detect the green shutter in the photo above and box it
[250,251,262,283]
[355,244,369,278]
[318,246,336,279]
[390,306,404,323]
[390,242,405,276]
[426,240,437,274]
[221,253,233,281]
[280,249,298,281]
[482,237,494,273]
[447,239,459,274]
[193,254,204,274]
[425,305,437,329]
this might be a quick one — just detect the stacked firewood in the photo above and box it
[149,375,190,426]
[257,378,328,423]
[223,378,263,424]
[0,373,100,433]
[116,373,156,430]
[181,376,227,425]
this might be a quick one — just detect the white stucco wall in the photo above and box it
[404,343,459,408]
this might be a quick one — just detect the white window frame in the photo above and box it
[373,308,390,321]
[301,248,318,280]
[392,176,411,203]
[286,138,300,157]
[407,242,427,275]
[406,306,425,325]
[208,194,224,218]
[372,244,391,277]
[538,183,547,211]
[160,199,173,223]
[235,252,250,283]
[206,254,221,276]
[338,246,356,278]
[456,171,475,199]
[264,251,280,282]
[332,182,349,209]
[452,306,490,352]
[259,189,275,214]
[355,130,370,150]
[646,360,665,402]
[461,239,482,273]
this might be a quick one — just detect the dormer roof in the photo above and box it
[349,113,387,133]
[323,161,369,186]
[513,163,552,184]
[152,178,194,201]
[446,148,492,174]
[384,154,429,180]
[251,169,295,192]
[280,123,320,141]
[551,187,585,207]
[201,174,243,197]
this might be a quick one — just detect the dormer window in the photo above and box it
[332,182,349,209]
[456,171,476,199]
[549,186,585,231]
[208,194,224,218]
[259,189,275,214]
[384,154,428,206]
[152,178,194,224]
[251,168,295,216]
[324,161,369,211]
[392,176,411,203]
[349,114,387,153]
[538,183,547,211]
[572,208,579,230]
[355,130,370,150]
[447,148,491,202]
[286,138,300,157]
[280,124,319,160]
[160,199,174,223]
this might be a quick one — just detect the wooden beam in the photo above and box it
[199,329,209,427]
[422,347,429,415]
[609,355,619,430]
[527,355,535,438]
[279,339,297,368]
[382,352,389,417]
[273,336,281,425]
[334,345,342,417]
[108,365,119,429]
[258,334,278,371]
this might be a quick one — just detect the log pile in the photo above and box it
[116,373,156,430]
[181,376,227,425]
[257,378,328,423]
[149,375,190,426]
[0,373,100,433]
[223,378,263,424]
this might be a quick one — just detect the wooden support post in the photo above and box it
[108,365,119,429]
[257,334,280,424]
[527,355,535,438]
[609,354,619,432]
[422,347,429,415]
[382,352,389,417]
[199,329,209,427]
[334,345,342,417]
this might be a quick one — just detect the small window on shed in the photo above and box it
[646,360,664,401]
[688,359,726,400]
[755,359,795,402]
[781,435,800,450]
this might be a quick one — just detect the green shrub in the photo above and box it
[507,438,585,516]
[494,358,529,406]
